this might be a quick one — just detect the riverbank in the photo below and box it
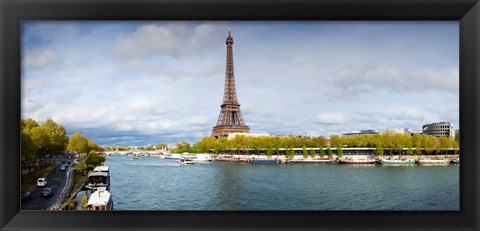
[214,154,460,164]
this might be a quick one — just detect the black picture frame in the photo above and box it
[1,0,479,230]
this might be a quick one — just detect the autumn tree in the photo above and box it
[67,132,89,154]
[42,119,69,155]
[156,143,167,151]
[85,150,106,167]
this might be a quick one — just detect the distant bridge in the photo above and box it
[100,151,166,156]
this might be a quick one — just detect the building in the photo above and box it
[342,129,379,137]
[211,26,250,138]
[422,122,455,139]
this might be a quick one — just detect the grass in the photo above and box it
[21,165,54,192]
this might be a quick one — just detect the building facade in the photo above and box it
[422,121,455,139]
[342,129,379,137]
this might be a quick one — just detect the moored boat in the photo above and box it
[338,158,378,164]
[86,187,113,210]
[178,158,194,164]
[249,159,278,163]
[379,159,415,165]
[182,153,213,162]
[164,153,183,160]
[417,159,450,165]
[288,159,334,164]
[451,158,460,164]
[214,156,249,163]
[85,171,110,191]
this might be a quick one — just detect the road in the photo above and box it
[21,158,71,210]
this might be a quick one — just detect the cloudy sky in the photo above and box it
[21,21,459,146]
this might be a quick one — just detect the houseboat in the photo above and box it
[164,153,183,160]
[182,153,214,162]
[86,187,113,210]
[249,159,278,163]
[417,158,451,165]
[93,166,109,173]
[379,159,415,165]
[86,171,110,191]
[338,158,378,164]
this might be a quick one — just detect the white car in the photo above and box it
[60,165,66,171]
[37,178,47,187]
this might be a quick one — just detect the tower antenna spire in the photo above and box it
[228,25,231,36]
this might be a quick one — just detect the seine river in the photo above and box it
[104,155,459,211]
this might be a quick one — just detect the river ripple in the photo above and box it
[105,156,459,210]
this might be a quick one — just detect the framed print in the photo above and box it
[1,0,479,230]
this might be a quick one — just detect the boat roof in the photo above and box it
[93,166,109,172]
[87,189,111,205]
[88,171,109,177]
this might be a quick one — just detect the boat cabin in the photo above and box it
[93,166,109,174]
[86,187,113,210]
[86,171,110,190]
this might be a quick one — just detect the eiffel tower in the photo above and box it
[212,26,250,139]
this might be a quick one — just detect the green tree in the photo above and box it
[302,146,309,159]
[195,136,217,153]
[42,119,69,155]
[319,147,325,159]
[337,144,343,158]
[177,141,191,150]
[87,139,100,153]
[309,148,316,159]
[439,136,452,155]
[374,142,384,156]
[21,128,37,161]
[85,150,106,167]
[21,118,39,131]
[423,135,438,155]
[156,143,167,151]
[327,147,333,159]
[67,133,89,154]
[453,140,459,154]
[30,126,50,157]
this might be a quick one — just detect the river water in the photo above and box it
[105,155,459,210]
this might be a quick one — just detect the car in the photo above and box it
[21,191,33,202]
[41,187,53,197]
[37,178,47,187]
[60,165,66,171]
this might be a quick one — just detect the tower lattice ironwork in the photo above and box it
[212,27,250,139]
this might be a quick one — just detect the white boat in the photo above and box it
[417,159,450,165]
[379,159,415,164]
[182,153,213,162]
[93,166,109,174]
[86,187,113,210]
[178,158,194,165]
[164,153,183,160]
[86,171,110,191]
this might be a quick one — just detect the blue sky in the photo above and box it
[21,21,459,146]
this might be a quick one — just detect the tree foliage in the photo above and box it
[85,150,106,167]
[67,132,89,154]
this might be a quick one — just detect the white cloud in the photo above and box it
[314,113,347,125]
[328,63,459,96]
[113,23,222,59]
[185,116,209,126]
[21,22,459,145]
[23,48,59,69]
